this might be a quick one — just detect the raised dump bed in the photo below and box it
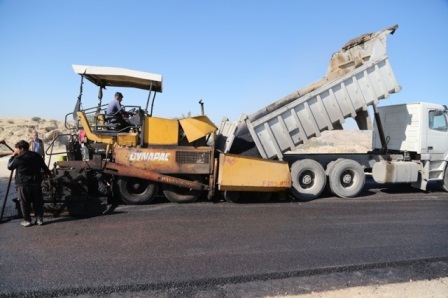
[217,25,401,160]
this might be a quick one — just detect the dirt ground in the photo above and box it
[285,278,448,298]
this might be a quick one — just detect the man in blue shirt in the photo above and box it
[105,92,132,129]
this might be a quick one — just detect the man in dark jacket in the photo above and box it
[7,140,52,227]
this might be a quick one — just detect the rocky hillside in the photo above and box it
[0,117,71,153]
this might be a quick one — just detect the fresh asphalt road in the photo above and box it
[1,181,448,297]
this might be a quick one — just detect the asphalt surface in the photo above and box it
[1,181,448,297]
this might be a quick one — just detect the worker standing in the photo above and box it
[7,140,52,227]
[29,131,45,159]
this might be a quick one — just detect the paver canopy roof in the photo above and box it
[72,65,163,92]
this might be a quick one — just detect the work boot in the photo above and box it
[36,218,44,226]
[20,221,32,227]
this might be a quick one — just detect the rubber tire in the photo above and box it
[162,175,202,203]
[442,166,448,192]
[117,177,158,205]
[328,159,365,198]
[290,159,326,201]
[324,160,339,194]
[223,191,240,203]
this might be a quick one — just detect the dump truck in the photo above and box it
[44,24,448,210]
[217,24,448,201]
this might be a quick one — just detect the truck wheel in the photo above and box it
[328,159,365,198]
[290,159,326,201]
[117,177,158,205]
[324,160,339,194]
[223,191,240,203]
[163,175,202,203]
[442,166,448,192]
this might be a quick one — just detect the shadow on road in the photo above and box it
[41,208,127,225]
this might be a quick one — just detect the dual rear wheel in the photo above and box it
[290,158,365,201]
[327,159,365,198]
[290,159,326,201]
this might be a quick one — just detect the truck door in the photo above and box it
[426,108,448,154]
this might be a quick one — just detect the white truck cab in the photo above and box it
[372,102,448,190]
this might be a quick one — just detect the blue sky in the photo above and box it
[1,0,447,127]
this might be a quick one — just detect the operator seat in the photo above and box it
[104,112,123,130]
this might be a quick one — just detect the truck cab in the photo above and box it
[372,102,448,190]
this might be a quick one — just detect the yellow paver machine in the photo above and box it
[47,65,290,207]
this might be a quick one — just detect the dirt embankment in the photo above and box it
[0,117,71,152]
[0,117,70,216]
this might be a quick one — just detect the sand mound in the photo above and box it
[0,117,71,155]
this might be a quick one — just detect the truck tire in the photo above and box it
[324,160,338,194]
[162,175,202,203]
[328,159,365,198]
[117,177,158,205]
[442,166,448,192]
[290,159,326,201]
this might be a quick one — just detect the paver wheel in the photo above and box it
[163,175,202,203]
[117,177,158,205]
[223,191,240,203]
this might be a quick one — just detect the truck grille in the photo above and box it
[176,151,210,164]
